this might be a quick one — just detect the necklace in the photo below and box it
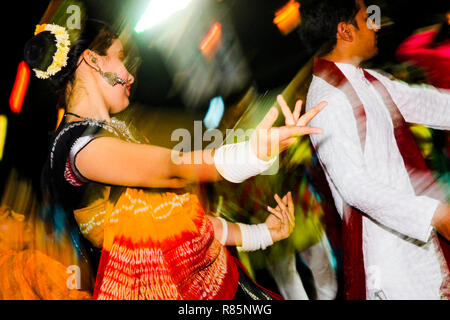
[64,112,107,123]
[63,111,140,144]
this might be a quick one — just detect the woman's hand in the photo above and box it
[266,191,295,242]
[251,95,327,161]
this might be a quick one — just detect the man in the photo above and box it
[301,0,450,299]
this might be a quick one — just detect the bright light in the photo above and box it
[55,108,65,130]
[273,0,301,36]
[9,61,30,114]
[0,115,7,161]
[135,0,193,33]
[199,22,222,60]
[204,97,225,130]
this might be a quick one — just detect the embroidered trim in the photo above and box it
[64,157,84,187]
[69,135,94,184]
[50,118,140,169]
[51,121,92,169]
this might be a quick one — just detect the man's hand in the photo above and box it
[432,203,450,240]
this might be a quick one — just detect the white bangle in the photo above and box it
[257,223,274,250]
[217,217,228,245]
[237,223,248,250]
[237,223,273,252]
[214,140,277,183]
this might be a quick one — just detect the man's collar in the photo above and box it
[334,62,364,79]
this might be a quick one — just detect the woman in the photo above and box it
[24,19,326,300]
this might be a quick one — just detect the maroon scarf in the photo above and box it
[312,57,450,299]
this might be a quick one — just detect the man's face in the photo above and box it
[352,1,379,61]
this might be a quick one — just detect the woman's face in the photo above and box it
[96,39,135,114]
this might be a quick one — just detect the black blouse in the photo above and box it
[42,120,123,212]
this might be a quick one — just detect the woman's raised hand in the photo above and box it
[250,95,327,161]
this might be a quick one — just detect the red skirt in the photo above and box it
[91,188,239,300]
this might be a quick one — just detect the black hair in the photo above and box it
[24,19,118,95]
[299,0,361,56]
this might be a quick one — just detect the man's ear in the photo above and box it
[337,22,354,42]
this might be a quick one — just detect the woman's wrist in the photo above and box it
[236,222,273,252]
[213,141,277,183]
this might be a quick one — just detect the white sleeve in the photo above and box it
[306,84,439,243]
[299,233,337,300]
[266,252,309,300]
[367,69,450,130]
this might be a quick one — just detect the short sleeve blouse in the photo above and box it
[42,119,140,212]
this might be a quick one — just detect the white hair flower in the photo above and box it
[33,24,71,79]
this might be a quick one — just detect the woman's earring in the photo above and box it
[89,53,126,86]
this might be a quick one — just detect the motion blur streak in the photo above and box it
[0,169,93,299]
[203,96,225,130]
[199,22,222,60]
[55,108,65,130]
[9,61,30,114]
[135,0,193,32]
[0,115,6,161]
[273,0,301,36]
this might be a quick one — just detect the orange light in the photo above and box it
[55,108,65,130]
[9,61,30,114]
[199,22,222,60]
[0,115,7,161]
[273,0,301,36]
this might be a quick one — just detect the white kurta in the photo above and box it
[305,61,450,299]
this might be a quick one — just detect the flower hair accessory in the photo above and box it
[33,24,71,79]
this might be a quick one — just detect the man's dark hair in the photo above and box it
[299,0,361,56]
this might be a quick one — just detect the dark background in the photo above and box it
[2,0,449,198]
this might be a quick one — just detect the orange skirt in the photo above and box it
[75,188,239,300]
